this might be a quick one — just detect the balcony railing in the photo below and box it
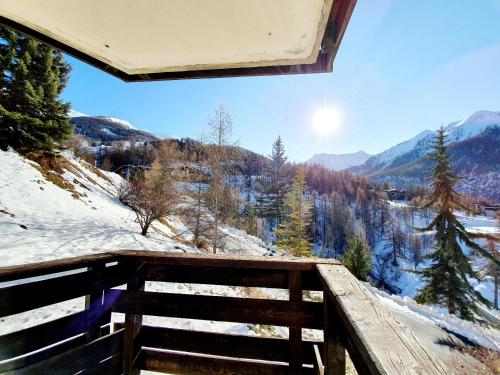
[0,250,445,375]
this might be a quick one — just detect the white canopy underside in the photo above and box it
[0,0,333,75]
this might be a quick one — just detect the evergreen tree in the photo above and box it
[341,236,372,281]
[276,165,313,256]
[0,26,73,152]
[256,136,289,227]
[416,127,498,320]
[244,197,258,236]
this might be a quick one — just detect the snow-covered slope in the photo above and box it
[306,150,372,170]
[97,116,137,130]
[0,149,267,266]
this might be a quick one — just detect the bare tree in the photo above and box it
[204,103,240,253]
[119,142,183,236]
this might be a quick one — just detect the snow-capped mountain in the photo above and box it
[70,115,157,142]
[350,110,500,201]
[307,150,372,170]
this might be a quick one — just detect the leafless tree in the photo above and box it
[119,142,183,236]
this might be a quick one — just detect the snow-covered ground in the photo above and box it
[0,149,498,373]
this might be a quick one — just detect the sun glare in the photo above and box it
[313,107,341,136]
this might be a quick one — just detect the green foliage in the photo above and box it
[244,198,258,236]
[0,25,73,152]
[416,127,496,321]
[276,165,313,257]
[256,136,289,225]
[341,236,372,281]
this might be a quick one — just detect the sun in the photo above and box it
[312,107,341,136]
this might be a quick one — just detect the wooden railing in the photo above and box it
[0,251,446,375]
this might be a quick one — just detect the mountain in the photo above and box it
[350,110,500,201]
[70,115,158,143]
[307,150,372,170]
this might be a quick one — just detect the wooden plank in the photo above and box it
[116,250,340,271]
[323,297,345,375]
[140,349,316,375]
[0,325,111,373]
[0,253,118,282]
[147,264,323,290]
[85,263,107,342]
[0,264,127,317]
[106,289,323,329]
[123,262,145,375]
[0,309,90,360]
[318,264,448,375]
[313,344,325,375]
[289,270,303,374]
[81,353,122,375]
[121,324,321,363]
[1,329,124,375]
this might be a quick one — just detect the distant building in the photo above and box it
[384,189,406,201]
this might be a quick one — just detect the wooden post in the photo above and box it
[323,296,345,375]
[123,262,145,375]
[85,263,106,342]
[288,270,302,375]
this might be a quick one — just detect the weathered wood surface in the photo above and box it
[147,263,323,290]
[318,264,448,375]
[116,249,340,270]
[0,309,95,360]
[1,329,123,375]
[113,324,321,363]
[289,270,303,374]
[0,253,117,282]
[123,262,145,375]
[0,264,126,317]
[140,349,316,375]
[106,289,323,329]
[323,297,345,375]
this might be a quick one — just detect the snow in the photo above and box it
[98,116,137,130]
[68,109,88,118]
[446,110,500,142]
[371,129,433,165]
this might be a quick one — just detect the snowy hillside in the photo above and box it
[0,149,498,373]
[307,150,371,170]
[69,116,158,143]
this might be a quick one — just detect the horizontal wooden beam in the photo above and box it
[116,250,340,270]
[2,329,124,375]
[80,353,122,375]
[0,253,118,282]
[0,309,91,360]
[113,324,322,363]
[318,264,448,375]
[0,265,127,317]
[140,349,316,375]
[106,289,323,329]
[146,264,323,290]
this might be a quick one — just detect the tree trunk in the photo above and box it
[141,221,150,236]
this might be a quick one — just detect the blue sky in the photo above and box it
[62,0,500,162]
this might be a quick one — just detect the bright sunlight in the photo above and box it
[312,107,342,136]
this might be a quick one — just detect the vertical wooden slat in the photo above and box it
[323,297,345,375]
[85,263,105,343]
[289,270,302,374]
[123,262,145,375]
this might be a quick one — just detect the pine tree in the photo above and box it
[256,136,289,228]
[341,236,372,281]
[276,165,313,256]
[416,127,498,320]
[244,197,258,236]
[0,26,73,152]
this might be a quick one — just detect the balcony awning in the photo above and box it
[0,0,356,82]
